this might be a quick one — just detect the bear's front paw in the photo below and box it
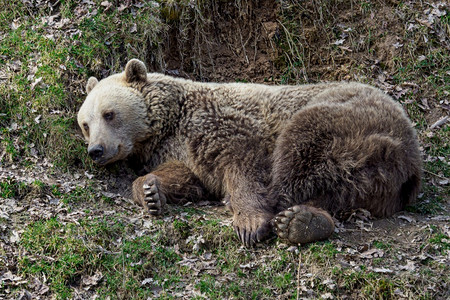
[132,174,167,215]
[233,211,274,248]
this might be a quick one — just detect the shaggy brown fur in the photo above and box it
[77,59,422,247]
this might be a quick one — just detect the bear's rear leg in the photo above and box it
[273,205,335,244]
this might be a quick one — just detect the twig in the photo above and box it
[122,246,126,291]
[239,27,249,65]
[277,20,308,82]
[296,250,302,300]
[424,169,449,180]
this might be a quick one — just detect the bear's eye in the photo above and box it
[103,111,114,121]
[83,123,89,132]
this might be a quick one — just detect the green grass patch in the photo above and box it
[372,240,391,250]
[307,241,339,263]
[0,177,29,199]
[61,185,94,204]
[428,226,450,255]
[18,215,183,299]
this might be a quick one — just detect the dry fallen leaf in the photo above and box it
[372,267,393,273]
[398,260,416,271]
[0,271,27,286]
[101,1,113,10]
[30,77,43,90]
[239,262,256,269]
[118,3,129,12]
[81,271,103,290]
[430,116,448,129]
[130,23,137,33]
[322,292,334,299]
[10,230,20,243]
[11,19,21,30]
[438,178,449,185]
[398,215,415,223]
[360,248,384,259]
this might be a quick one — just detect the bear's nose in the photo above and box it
[88,145,104,161]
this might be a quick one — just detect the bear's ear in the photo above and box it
[124,59,147,83]
[86,77,99,94]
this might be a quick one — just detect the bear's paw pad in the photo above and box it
[273,205,334,244]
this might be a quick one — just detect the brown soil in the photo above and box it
[158,0,449,93]
[159,0,280,82]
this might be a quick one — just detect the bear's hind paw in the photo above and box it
[273,205,335,245]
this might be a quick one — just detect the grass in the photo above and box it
[0,177,29,198]
[19,216,173,299]
[0,0,164,171]
[0,0,449,299]
[427,225,450,255]
[17,207,285,299]
[6,188,450,299]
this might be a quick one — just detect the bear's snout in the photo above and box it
[88,145,104,161]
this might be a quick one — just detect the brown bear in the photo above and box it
[77,59,422,247]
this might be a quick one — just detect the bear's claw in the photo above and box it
[142,175,166,215]
[233,212,273,248]
[234,225,269,248]
[273,205,334,245]
[132,173,167,215]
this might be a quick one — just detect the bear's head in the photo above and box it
[77,59,153,165]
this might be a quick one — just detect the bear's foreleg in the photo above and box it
[223,162,277,247]
[185,107,278,247]
[228,193,275,247]
[132,160,212,215]
[189,132,277,247]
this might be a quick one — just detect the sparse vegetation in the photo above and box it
[0,0,448,299]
